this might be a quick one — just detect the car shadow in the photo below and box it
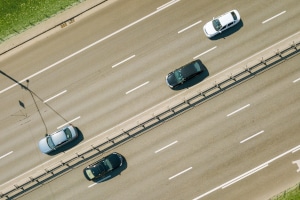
[47,127,84,156]
[209,19,244,40]
[172,62,210,90]
[91,154,128,183]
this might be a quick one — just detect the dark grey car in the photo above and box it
[83,152,123,181]
[165,59,204,88]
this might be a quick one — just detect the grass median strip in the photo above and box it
[0,0,80,41]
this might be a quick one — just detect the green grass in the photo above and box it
[0,0,81,41]
[270,184,300,200]
[0,2,300,199]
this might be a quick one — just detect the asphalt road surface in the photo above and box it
[0,0,299,199]
[14,47,300,200]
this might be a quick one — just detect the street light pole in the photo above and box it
[1,70,69,133]
[0,70,48,135]
[24,79,48,135]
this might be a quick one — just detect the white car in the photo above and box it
[203,10,240,38]
[38,125,78,154]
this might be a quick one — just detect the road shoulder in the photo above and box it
[0,0,116,57]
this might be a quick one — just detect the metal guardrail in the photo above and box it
[1,36,299,199]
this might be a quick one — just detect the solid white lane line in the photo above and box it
[221,164,268,189]
[0,2,180,95]
[178,20,202,33]
[43,90,67,103]
[155,141,178,153]
[57,116,81,129]
[226,104,250,117]
[157,0,180,10]
[112,55,136,68]
[192,187,219,200]
[240,130,264,144]
[88,175,111,188]
[0,151,13,160]
[193,46,217,59]
[292,145,300,153]
[262,11,286,24]
[169,167,192,180]
[126,81,149,95]
[192,144,300,200]
[293,77,300,83]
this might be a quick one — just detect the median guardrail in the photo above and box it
[1,32,300,199]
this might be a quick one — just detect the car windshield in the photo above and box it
[193,61,201,71]
[103,159,113,171]
[46,136,55,150]
[85,169,95,179]
[212,19,222,31]
[64,128,72,140]
[174,69,184,83]
[231,11,237,20]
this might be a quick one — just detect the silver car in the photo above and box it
[203,10,241,38]
[38,125,78,154]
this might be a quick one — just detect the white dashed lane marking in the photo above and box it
[262,11,286,24]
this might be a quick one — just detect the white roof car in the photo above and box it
[38,125,78,154]
[203,10,240,38]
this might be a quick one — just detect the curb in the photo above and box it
[0,0,113,56]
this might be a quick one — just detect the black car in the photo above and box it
[165,59,204,88]
[83,152,123,181]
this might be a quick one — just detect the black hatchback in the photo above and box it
[83,152,123,181]
[165,59,204,88]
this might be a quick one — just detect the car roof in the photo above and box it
[106,153,122,169]
[180,60,202,78]
[93,162,106,174]
[51,130,67,145]
[218,12,234,26]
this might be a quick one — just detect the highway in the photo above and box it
[15,50,300,200]
[0,0,299,199]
